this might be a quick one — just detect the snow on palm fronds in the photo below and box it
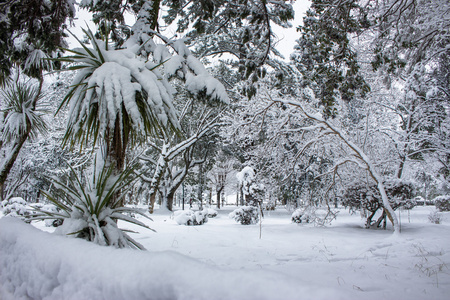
[23,47,54,75]
[1,82,47,143]
[57,25,229,152]
[31,163,154,250]
[57,27,180,149]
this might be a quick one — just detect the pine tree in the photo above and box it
[292,0,370,117]
[0,0,75,82]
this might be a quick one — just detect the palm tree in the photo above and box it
[58,28,180,172]
[0,82,47,200]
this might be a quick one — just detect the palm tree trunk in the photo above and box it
[0,131,30,201]
[0,77,43,201]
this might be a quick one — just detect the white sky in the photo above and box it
[274,0,311,59]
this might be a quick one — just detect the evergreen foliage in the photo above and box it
[434,195,450,212]
[292,0,370,117]
[342,179,416,228]
[229,206,259,225]
[57,27,180,170]
[163,0,294,98]
[31,163,154,250]
[0,0,75,81]
[1,82,47,143]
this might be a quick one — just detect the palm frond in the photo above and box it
[33,162,153,250]
[1,82,47,143]
[54,26,180,153]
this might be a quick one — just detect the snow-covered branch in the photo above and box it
[272,96,400,233]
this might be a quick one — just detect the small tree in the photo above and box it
[58,28,180,173]
[0,82,47,200]
[236,166,264,207]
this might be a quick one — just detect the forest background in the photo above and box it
[0,0,449,236]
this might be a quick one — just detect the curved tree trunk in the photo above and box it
[0,123,31,201]
[276,98,400,233]
[0,77,43,201]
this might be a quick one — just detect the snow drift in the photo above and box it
[0,217,346,300]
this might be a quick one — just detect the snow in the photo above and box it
[1,206,450,299]
[164,55,184,77]
[85,61,142,131]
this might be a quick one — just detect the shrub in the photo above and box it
[206,208,218,218]
[1,197,31,219]
[174,209,208,225]
[291,206,337,226]
[428,211,442,224]
[229,206,259,225]
[30,164,154,250]
[342,179,415,228]
[291,206,313,224]
[434,195,450,212]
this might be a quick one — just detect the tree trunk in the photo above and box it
[0,130,30,201]
[166,192,174,211]
[149,193,156,214]
[236,183,239,206]
[216,185,225,209]
[197,164,203,209]
[182,183,185,210]
[110,108,129,172]
[397,156,405,179]
[209,186,212,206]
[240,184,244,206]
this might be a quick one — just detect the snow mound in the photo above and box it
[0,217,345,300]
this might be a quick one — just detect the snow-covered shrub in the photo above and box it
[174,209,208,225]
[342,179,415,228]
[1,197,31,219]
[291,206,313,224]
[434,195,450,212]
[402,198,417,210]
[31,164,154,250]
[229,206,259,225]
[206,208,218,218]
[291,206,337,226]
[236,167,265,206]
[428,211,442,224]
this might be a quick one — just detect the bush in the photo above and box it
[30,164,154,250]
[402,198,417,210]
[206,208,218,218]
[428,211,442,224]
[1,197,31,219]
[291,206,313,224]
[291,206,337,226]
[174,209,208,225]
[434,195,450,212]
[229,206,259,225]
[342,179,415,228]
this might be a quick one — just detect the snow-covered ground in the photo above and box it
[1,205,449,299]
